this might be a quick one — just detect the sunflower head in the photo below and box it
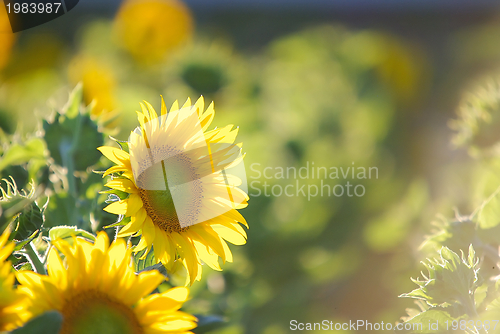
[17,231,197,333]
[0,228,28,331]
[114,0,193,64]
[68,55,117,120]
[100,96,249,284]
[0,3,16,70]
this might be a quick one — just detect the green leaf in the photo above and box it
[467,244,477,268]
[478,189,500,229]
[48,225,96,244]
[64,83,83,119]
[11,311,62,334]
[43,85,104,171]
[74,116,104,169]
[0,138,45,172]
[402,308,455,333]
[43,115,103,171]
[480,297,500,324]
[133,247,157,272]
[400,246,479,317]
[192,315,226,334]
[43,192,75,229]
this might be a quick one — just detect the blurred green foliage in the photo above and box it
[398,49,500,331]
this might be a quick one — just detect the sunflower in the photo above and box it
[0,3,16,70]
[16,232,197,334]
[98,97,249,284]
[0,229,27,331]
[114,0,193,64]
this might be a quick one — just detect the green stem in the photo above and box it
[26,242,47,275]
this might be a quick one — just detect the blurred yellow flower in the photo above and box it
[114,0,193,64]
[68,55,117,119]
[99,97,249,285]
[17,232,197,334]
[376,35,429,107]
[0,229,26,331]
[0,4,16,71]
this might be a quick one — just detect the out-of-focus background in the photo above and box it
[2,0,500,333]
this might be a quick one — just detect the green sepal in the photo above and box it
[0,179,44,241]
[102,188,129,201]
[14,260,33,271]
[109,136,129,152]
[10,200,44,242]
[104,216,130,229]
[133,247,157,273]
[137,262,169,278]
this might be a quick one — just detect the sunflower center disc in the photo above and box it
[60,290,143,334]
[136,156,202,233]
[138,186,187,233]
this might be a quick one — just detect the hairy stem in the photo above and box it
[25,242,47,275]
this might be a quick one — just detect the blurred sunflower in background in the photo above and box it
[68,55,117,120]
[114,0,194,64]
[99,96,249,284]
[17,232,197,334]
[0,4,16,71]
[0,229,26,331]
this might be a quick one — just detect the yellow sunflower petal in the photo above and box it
[122,270,165,306]
[189,226,225,259]
[117,209,147,237]
[103,200,128,215]
[160,96,167,116]
[16,230,195,333]
[181,97,192,109]
[150,318,197,331]
[97,146,130,165]
[125,194,143,216]
[211,224,246,245]
[169,100,179,112]
[104,178,137,193]
[171,233,199,284]
[194,96,204,116]
[142,217,156,246]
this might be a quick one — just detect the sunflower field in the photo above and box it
[2,1,500,333]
